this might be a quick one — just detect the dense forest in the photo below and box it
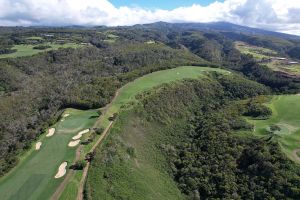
[0,23,300,182]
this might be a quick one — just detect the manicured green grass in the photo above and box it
[97,66,229,128]
[59,171,83,200]
[0,43,83,59]
[235,41,278,61]
[61,66,230,200]
[26,36,44,40]
[0,108,98,200]
[250,95,300,161]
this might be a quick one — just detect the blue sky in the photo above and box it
[109,0,224,10]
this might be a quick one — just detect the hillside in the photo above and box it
[85,73,300,199]
[0,22,300,200]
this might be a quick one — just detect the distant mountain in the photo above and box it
[133,22,300,40]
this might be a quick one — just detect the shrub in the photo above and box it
[70,160,87,170]
[33,45,51,50]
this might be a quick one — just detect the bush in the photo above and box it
[109,113,118,121]
[33,45,51,50]
[244,101,272,119]
[95,127,104,135]
[70,160,87,170]
[0,48,17,55]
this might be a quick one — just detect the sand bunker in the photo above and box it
[54,162,68,179]
[61,119,65,122]
[35,142,42,150]
[68,140,80,147]
[72,129,89,140]
[46,128,55,137]
[63,113,70,118]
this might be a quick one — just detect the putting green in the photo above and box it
[250,95,300,161]
[0,108,98,200]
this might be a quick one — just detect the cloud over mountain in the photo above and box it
[0,0,299,35]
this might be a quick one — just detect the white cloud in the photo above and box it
[0,0,299,35]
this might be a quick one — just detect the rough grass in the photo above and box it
[0,43,83,59]
[0,108,98,200]
[60,66,230,200]
[250,95,300,162]
[85,110,186,200]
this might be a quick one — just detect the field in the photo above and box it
[0,109,98,200]
[235,41,300,76]
[267,61,300,76]
[0,43,82,59]
[234,41,278,61]
[60,66,230,199]
[250,95,300,162]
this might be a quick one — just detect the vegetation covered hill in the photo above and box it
[86,74,300,199]
[0,23,300,200]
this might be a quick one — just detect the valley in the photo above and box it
[1,22,300,200]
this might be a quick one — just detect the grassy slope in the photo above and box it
[86,110,187,200]
[84,67,230,200]
[250,95,300,161]
[0,43,82,59]
[60,66,229,200]
[0,108,98,200]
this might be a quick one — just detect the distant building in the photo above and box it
[274,57,287,60]
[288,61,299,65]
[43,34,54,37]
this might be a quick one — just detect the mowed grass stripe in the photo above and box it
[0,109,98,200]
[96,66,229,128]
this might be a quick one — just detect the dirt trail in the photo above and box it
[50,146,82,200]
[76,121,114,200]
[292,148,300,162]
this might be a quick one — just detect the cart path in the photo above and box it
[76,121,114,200]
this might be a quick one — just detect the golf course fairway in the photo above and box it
[60,66,230,200]
[0,66,229,200]
[0,109,98,200]
[250,95,300,162]
[95,66,230,128]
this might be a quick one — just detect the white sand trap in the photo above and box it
[63,113,70,118]
[61,119,65,122]
[35,142,42,150]
[46,128,55,137]
[72,129,90,140]
[54,162,68,179]
[68,140,80,147]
